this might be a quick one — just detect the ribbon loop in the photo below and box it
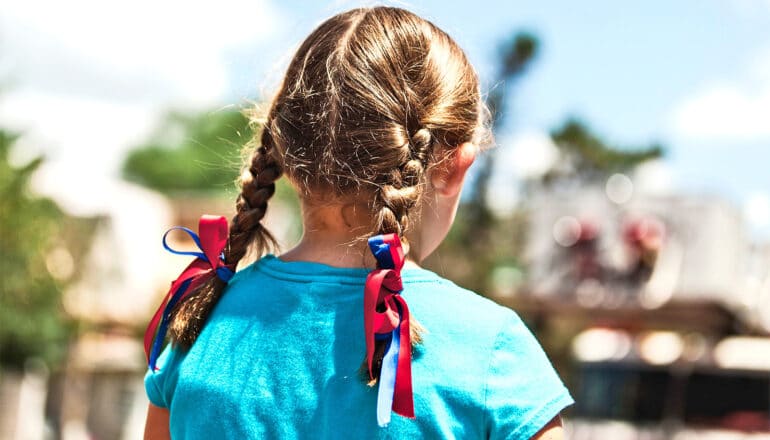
[364,234,415,426]
[162,227,206,261]
[144,215,234,370]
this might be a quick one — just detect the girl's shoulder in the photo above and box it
[401,271,519,340]
[403,276,574,439]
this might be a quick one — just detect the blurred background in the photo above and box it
[1,0,769,439]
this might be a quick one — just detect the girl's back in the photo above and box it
[146,256,571,439]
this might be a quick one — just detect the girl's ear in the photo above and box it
[430,142,477,197]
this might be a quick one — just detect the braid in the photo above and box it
[363,127,432,385]
[373,128,431,236]
[229,129,283,263]
[168,125,283,348]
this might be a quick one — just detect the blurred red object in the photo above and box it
[624,216,666,252]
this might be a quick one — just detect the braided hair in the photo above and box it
[168,7,489,385]
[168,124,283,346]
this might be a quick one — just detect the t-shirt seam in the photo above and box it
[505,391,573,440]
[482,312,512,437]
[146,369,167,408]
[251,262,446,286]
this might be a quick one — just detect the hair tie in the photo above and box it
[364,234,414,427]
[144,215,234,370]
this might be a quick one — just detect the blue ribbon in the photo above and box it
[368,236,395,269]
[377,326,400,427]
[149,277,192,369]
[162,226,234,281]
[163,226,206,260]
[375,293,406,427]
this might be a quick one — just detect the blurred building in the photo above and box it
[51,180,174,440]
[1,174,299,439]
[494,185,770,439]
[40,184,299,440]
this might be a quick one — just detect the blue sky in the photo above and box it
[232,0,770,234]
[233,0,769,197]
[1,0,768,234]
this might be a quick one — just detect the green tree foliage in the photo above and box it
[121,107,301,239]
[543,118,664,186]
[465,32,540,236]
[0,130,73,369]
[123,109,250,193]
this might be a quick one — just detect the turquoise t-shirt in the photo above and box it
[145,255,573,439]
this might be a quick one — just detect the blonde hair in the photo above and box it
[170,6,488,382]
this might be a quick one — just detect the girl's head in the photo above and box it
[170,4,487,355]
[250,6,487,257]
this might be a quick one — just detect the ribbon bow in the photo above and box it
[364,234,414,426]
[144,215,234,370]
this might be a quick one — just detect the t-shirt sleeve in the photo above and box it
[144,343,182,408]
[484,312,574,440]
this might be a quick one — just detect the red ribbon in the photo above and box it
[364,234,415,418]
[144,215,233,368]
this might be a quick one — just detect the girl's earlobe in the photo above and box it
[431,142,477,197]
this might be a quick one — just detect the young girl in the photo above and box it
[143,6,573,439]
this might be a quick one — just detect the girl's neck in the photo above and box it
[279,229,370,268]
[279,229,421,270]
[278,202,420,269]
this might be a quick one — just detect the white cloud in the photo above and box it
[744,192,770,230]
[670,48,770,142]
[0,0,283,208]
[632,159,675,196]
[731,0,770,16]
[506,131,560,179]
[2,0,282,106]
[0,90,160,173]
[485,131,559,216]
